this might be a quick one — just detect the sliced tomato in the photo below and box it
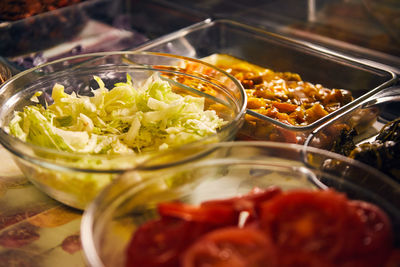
[332,200,394,266]
[337,200,394,266]
[157,187,281,228]
[181,227,338,267]
[276,251,335,267]
[125,217,217,267]
[157,202,237,225]
[126,188,396,267]
[348,200,393,253]
[201,186,282,224]
[259,190,353,260]
[259,190,395,266]
[181,227,277,267]
[202,186,281,208]
[385,249,400,267]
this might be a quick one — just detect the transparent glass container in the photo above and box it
[81,141,400,267]
[0,51,246,209]
[133,19,398,143]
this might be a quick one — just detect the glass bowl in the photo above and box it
[81,141,400,267]
[0,51,246,209]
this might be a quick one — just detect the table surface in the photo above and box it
[0,145,86,267]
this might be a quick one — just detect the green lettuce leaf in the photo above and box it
[8,73,227,155]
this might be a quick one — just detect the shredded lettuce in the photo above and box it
[8,74,227,155]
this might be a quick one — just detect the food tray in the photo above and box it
[139,0,400,71]
[133,19,398,143]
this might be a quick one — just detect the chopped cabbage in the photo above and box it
[8,74,227,155]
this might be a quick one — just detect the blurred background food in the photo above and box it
[0,0,85,21]
[0,61,11,86]
[1,0,399,74]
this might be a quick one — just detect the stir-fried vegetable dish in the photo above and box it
[203,54,353,125]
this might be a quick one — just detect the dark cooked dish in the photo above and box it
[331,118,400,181]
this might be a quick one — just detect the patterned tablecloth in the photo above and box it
[0,145,85,267]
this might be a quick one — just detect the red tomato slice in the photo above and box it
[277,251,335,267]
[181,227,277,267]
[385,249,400,267]
[259,190,352,260]
[201,186,281,208]
[348,200,393,253]
[157,187,281,228]
[331,200,394,266]
[126,188,396,267]
[125,217,217,267]
[201,186,282,224]
[157,202,237,225]
[337,200,394,267]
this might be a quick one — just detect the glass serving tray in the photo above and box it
[132,19,398,143]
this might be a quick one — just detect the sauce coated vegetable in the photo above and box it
[194,54,354,142]
[203,54,353,127]
[329,118,400,182]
